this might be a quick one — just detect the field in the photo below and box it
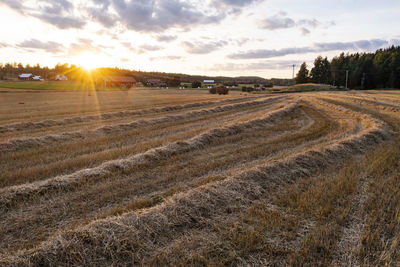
[1,87,400,266]
[0,81,122,91]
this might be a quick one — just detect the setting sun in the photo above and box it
[73,53,106,71]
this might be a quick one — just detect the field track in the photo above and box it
[1,89,400,266]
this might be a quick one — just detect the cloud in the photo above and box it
[150,55,182,61]
[297,18,320,28]
[155,34,177,42]
[219,0,258,6]
[32,13,86,29]
[0,0,26,14]
[228,39,392,59]
[111,0,222,33]
[314,39,388,51]
[209,60,303,71]
[259,12,334,35]
[259,15,295,30]
[137,44,164,53]
[0,0,86,29]
[229,47,313,59]
[182,40,228,54]
[0,0,264,33]
[89,0,263,33]
[86,7,117,27]
[40,0,73,15]
[16,39,65,53]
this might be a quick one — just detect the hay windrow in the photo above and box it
[0,97,257,134]
[0,96,285,152]
[0,99,297,210]
[1,96,391,266]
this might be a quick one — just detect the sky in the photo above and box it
[0,0,399,78]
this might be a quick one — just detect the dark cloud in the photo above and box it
[111,0,222,33]
[41,0,73,15]
[17,39,65,53]
[182,40,228,54]
[90,0,263,32]
[86,7,117,27]
[0,0,86,29]
[228,39,392,59]
[33,13,86,29]
[219,0,257,6]
[0,0,26,14]
[0,0,264,32]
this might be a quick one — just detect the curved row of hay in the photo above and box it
[0,96,285,152]
[0,99,298,212]
[0,96,391,266]
[0,97,256,134]
[0,99,312,253]
[0,98,288,189]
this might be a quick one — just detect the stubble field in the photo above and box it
[0,88,399,266]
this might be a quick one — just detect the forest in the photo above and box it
[295,46,400,89]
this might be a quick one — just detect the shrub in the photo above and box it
[191,81,202,88]
[216,86,229,95]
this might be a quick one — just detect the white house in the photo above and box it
[18,73,33,80]
[32,75,44,81]
[203,80,215,83]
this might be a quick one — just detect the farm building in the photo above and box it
[203,80,215,83]
[32,75,44,81]
[96,76,136,88]
[55,75,68,81]
[18,73,33,80]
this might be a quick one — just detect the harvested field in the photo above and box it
[1,88,400,266]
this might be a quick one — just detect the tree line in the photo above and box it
[0,62,295,87]
[295,46,400,89]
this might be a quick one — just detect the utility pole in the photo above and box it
[345,70,349,90]
[292,64,296,79]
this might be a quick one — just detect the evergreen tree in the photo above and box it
[310,56,331,84]
[295,62,309,84]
